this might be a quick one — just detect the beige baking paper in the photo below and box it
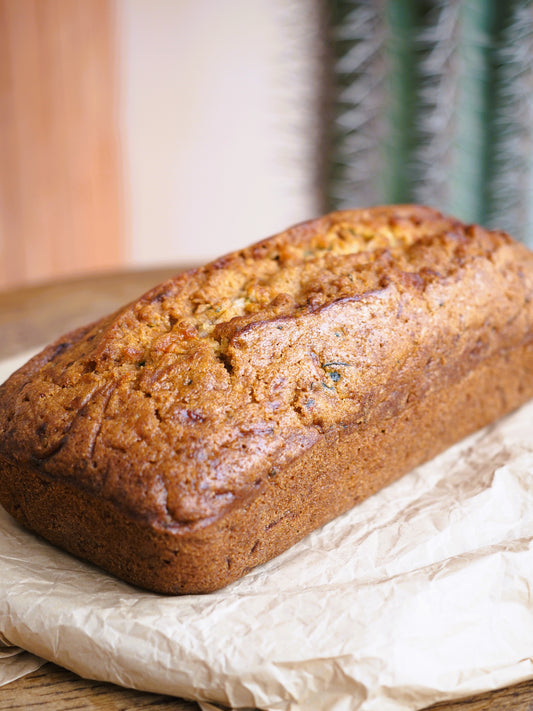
[1,350,533,711]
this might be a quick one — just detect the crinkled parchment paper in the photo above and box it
[1,350,533,711]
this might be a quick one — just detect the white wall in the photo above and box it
[118,0,319,267]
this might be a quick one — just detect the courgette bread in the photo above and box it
[1,205,532,593]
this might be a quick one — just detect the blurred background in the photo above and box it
[1,0,532,291]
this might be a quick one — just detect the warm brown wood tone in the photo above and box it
[425,680,533,711]
[4,662,533,711]
[1,269,533,710]
[0,663,199,710]
[0,0,124,290]
[0,265,191,359]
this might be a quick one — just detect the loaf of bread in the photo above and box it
[1,205,533,594]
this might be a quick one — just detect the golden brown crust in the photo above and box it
[1,205,533,593]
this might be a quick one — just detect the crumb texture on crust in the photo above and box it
[1,205,533,530]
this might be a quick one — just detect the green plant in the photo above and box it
[321,0,533,244]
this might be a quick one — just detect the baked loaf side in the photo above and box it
[1,205,533,593]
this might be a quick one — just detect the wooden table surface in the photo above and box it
[1,268,533,711]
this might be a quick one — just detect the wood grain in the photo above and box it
[0,0,124,290]
[2,662,533,711]
[0,663,200,710]
[0,265,189,359]
[1,270,533,711]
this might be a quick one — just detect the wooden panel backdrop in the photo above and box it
[0,0,124,290]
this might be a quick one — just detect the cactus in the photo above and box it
[322,0,533,245]
[322,1,387,211]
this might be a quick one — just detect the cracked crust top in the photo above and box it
[1,205,533,532]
